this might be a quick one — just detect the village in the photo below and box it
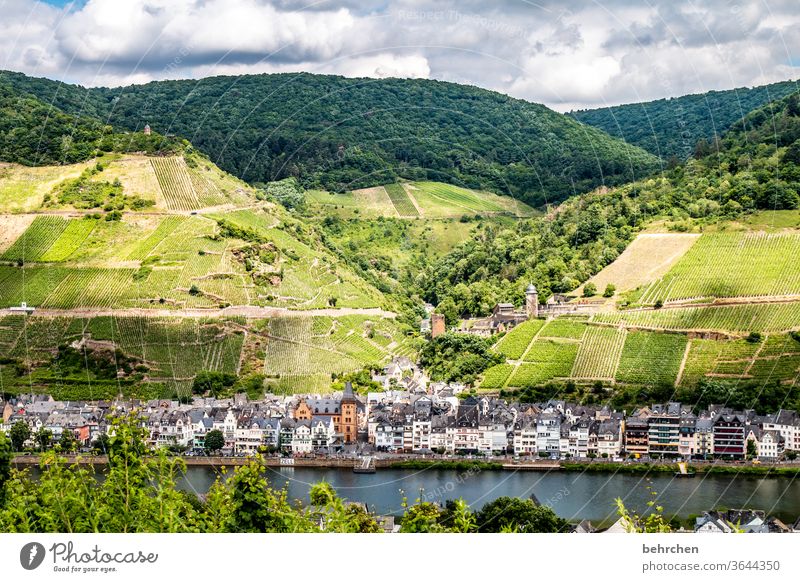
[2,355,799,463]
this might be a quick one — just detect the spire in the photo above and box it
[342,381,356,403]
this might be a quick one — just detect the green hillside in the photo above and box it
[571,79,799,159]
[0,70,659,206]
[421,88,800,321]
[308,181,537,219]
[0,82,183,167]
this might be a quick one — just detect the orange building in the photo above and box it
[340,382,358,444]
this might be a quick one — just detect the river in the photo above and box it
[176,465,800,526]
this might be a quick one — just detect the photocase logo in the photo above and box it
[19,542,46,570]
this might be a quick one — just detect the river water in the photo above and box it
[177,466,800,526]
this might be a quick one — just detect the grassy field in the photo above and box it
[317,181,537,219]
[638,231,800,304]
[407,181,536,218]
[0,161,94,212]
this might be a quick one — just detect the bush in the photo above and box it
[603,283,616,297]
[583,282,597,297]
[746,331,763,344]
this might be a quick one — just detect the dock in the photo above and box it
[353,456,376,473]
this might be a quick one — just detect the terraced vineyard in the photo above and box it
[261,315,411,392]
[38,218,97,262]
[680,335,800,386]
[494,320,545,359]
[126,216,185,260]
[595,303,800,333]
[384,183,419,216]
[639,232,800,304]
[480,364,515,390]
[0,216,68,261]
[150,157,200,211]
[616,331,687,386]
[571,326,626,380]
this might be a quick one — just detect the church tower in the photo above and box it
[525,283,539,319]
[340,381,358,444]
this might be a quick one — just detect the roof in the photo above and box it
[525,283,537,294]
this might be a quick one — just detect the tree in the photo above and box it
[474,497,567,533]
[192,371,237,398]
[9,422,30,452]
[614,490,673,533]
[788,93,800,117]
[603,283,616,297]
[204,430,225,454]
[34,428,52,452]
[92,433,111,454]
[0,431,11,506]
[59,430,77,453]
[582,282,597,297]
[746,439,757,460]
[746,332,763,344]
[419,332,503,384]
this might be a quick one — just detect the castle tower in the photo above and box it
[340,381,358,444]
[430,313,446,338]
[525,283,538,319]
[143,124,151,136]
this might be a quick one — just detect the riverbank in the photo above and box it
[12,454,800,477]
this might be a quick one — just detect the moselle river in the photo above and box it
[176,466,800,526]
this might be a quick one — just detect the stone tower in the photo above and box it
[143,124,151,136]
[525,283,538,319]
[340,381,358,444]
[430,313,446,338]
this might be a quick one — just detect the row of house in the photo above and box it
[4,388,800,460]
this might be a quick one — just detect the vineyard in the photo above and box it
[150,157,201,211]
[384,183,419,216]
[260,315,410,392]
[0,216,69,262]
[594,303,800,333]
[639,232,800,304]
[38,218,98,262]
[0,315,246,400]
[408,181,534,217]
[0,313,412,399]
[680,334,800,387]
[571,326,626,380]
[615,330,687,386]
[494,320,545,359]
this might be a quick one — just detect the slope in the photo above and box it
[0,70,660,207]
[571,79,799,159]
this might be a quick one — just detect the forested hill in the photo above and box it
[418,88,800,321]
[570,79,799,161]
[0,81,182,165]
[0,70,659,206]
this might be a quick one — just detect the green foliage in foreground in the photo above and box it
[0,416,566,533]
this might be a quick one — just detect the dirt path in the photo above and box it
[0,306,397,319]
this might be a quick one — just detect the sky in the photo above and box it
[1,0,798,111]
